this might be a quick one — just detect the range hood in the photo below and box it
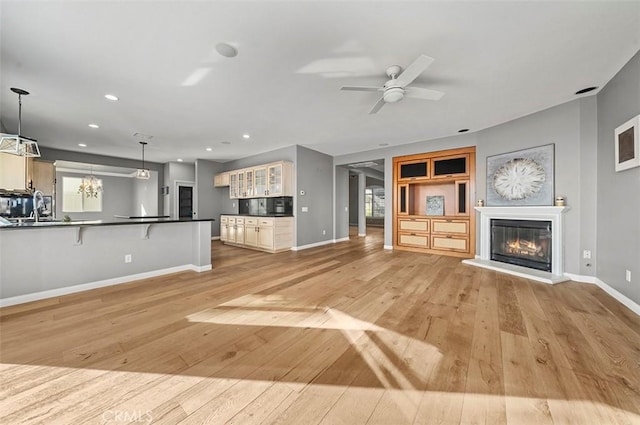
[0,88,41,157]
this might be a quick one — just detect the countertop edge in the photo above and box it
[0,218,215,231]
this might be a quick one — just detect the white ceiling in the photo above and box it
[1,1,639,164]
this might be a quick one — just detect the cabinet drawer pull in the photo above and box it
[446,219,452,222]
[411,233,416,236]
[446,235,452,238]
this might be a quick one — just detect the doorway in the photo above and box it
[178,185,193,219]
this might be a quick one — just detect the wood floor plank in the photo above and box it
[1,228,639,425]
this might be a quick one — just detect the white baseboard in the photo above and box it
[211,236,220,241]
[357,233,366,237]
[334,237,350,243]
[564,273,639,316]
[291,239,334,251]
[0,264,212,308]
[383,245,393,250]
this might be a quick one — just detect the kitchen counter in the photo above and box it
[0,217,214,230]
[236,214,294,218]
[0,219,213,306]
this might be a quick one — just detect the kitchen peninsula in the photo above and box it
[0,218,213,306]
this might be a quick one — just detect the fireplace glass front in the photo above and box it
[490,219,552,272]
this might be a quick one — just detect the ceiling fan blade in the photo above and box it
[395,54,434,87]
[405,86,445,101]
[341,86,382,92]
[369,98,386,114]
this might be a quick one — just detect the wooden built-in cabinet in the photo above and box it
[214,161,293,199]
[393,146,475,258]
[220,215,293,253]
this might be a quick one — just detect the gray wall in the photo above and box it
[296,145,333,247]
[40,147,164,215]
[348,173,358,225]
[476,99,591,276]
[335,165,350,240]
[164,162,195,218]
[195,159,225,237]
[334,99,600,272]
[56,171,134,221]
[132,171,159,217]
[596,50,640,304]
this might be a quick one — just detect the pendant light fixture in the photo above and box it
[78,166,103,198]
[136,141,150,179]
[0,88,41,157]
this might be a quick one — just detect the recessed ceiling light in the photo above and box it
[458,128,469,133]
[242,134,250,139]
[88,124,99,129]
[575,86,598,95]
[177,158,183,162]
[215,42,238,58]
[104,94,119,101]
[78,143,87,147]
[206,147,213,152]
[222,141,231,145]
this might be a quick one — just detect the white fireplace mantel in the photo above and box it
[463,206,570,284]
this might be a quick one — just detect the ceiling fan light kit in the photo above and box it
[340,54,444,114]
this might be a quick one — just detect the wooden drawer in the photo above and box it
[228,217,236,224]
[244,217,258,225]
[220,216,228,223]
[235,218,244,224]
[431,235,468,252]
[399,218,429,232]
[431,219,468,234]
[259,218,274,226]
[398,233,429,248]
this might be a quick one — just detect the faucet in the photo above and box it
[32,190,44,222]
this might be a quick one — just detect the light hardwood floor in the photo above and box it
[1,228,639,424]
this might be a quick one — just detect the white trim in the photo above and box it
[563,272,598,284]
[334,237,350,243]
[384,245,393,250]
[0,264,211,307]
[475,206,570,278]
[291,239,334,251]
[357,233,366,237]
[462,258,569,284]
[211,236,220,241]
[592,277,640,316]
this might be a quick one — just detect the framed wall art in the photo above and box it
[486,143,554,206]
[615,114,640,172]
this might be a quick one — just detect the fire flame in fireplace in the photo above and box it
[505,239,545,257]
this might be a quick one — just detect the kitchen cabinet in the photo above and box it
[224,161,293,199]
[220,215,293,252]
[229,173,239,198]
[393,146,476,259]
[244,217,259,247]
[29,160,55,195]
[214,172,229,187]
[0,153,29,193]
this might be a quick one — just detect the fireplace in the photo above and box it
[491,219,552,272]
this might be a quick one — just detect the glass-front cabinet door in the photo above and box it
[254,167,267,196]
[268,164,283,196]
[245,169,254,198]
[229,173,238,198]
[238,171,245,198]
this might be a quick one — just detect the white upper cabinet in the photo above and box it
[224,161,293,199]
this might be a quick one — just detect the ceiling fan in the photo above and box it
[341,54,444,114]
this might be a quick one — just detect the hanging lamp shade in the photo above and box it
[136,141,150,179]
[0,88,41,158]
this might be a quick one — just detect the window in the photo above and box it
[62,176,102,212]
[365,186,385,218]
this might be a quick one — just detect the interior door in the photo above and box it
[178,186,193,218]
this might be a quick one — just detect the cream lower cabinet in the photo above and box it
[220,215,293,252]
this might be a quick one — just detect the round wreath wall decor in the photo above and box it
[492,157,546,200]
